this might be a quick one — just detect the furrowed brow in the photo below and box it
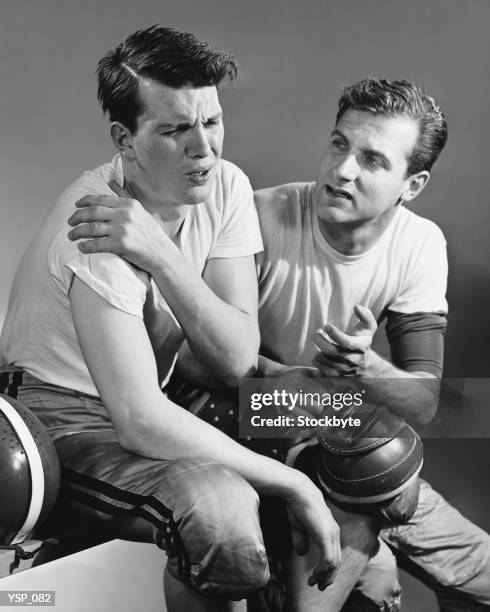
[157,111,222,130]
[156,120,191,130]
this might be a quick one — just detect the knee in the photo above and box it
[165,461,269,599]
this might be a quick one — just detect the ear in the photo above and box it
[110,122,135,160]
[400,171,430,203]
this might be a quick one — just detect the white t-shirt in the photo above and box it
[0,156,263,395]
[255,182,448,366]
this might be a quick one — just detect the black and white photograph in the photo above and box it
[0,1,489,610]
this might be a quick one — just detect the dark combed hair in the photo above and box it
[336,78,448,175]
[97,25,238,133]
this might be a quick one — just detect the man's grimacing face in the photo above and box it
[125,78,224,206]
[314,109,420,227]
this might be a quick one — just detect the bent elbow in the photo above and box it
[118,430,145,455]
[219,331,259,388]
[221,357,258,388]
[222,368,257,389]
[221,350,259,388]
[115,410,160,457]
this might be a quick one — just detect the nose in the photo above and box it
[185,123,212,158]
[335,153,360,183]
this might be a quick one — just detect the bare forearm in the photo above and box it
[122,393,305,497]
[362,350,440,427]
[149,248,259,385]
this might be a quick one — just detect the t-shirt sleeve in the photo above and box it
[47,181,150,317]
[209,164,263,259]
[63,251,149,317]
[389,222,448,314]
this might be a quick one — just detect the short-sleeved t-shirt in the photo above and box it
[0,156,263,396]
[255,182,448,366]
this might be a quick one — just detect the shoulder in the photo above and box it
[54,156,122,217]
[386,207,447,267]
[254,182,311,228]
[218,159,253,194]
[48,156,150,297]
[204,160,254,222]
[201,160,263,257]
[254,181,309,209]
[47,157,120,259]
[394,207,446,247]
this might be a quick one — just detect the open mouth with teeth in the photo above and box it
[186,168,213,184]
[188,169,210,177]
[326,185,353,200]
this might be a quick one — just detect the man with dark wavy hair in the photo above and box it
[255,77,489,611]
[0,27,383,612]
[335,78,448,175]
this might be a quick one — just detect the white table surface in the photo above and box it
[0,539,166,612]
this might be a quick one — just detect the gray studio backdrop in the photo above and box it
[1,0,489,378]
[0,1,489,604]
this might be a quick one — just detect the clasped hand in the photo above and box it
[313,305,377,377]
